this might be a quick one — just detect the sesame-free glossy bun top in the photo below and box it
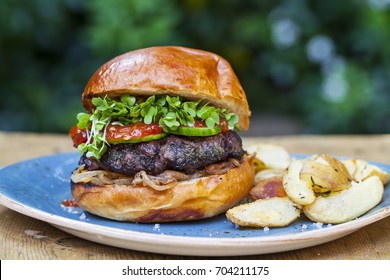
[82,46,250,130]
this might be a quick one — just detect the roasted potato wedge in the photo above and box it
[253,157,267,173]
[342,159,389,184]
[303,176,384,224]
[342,159,357,179]
[300,154,351,193]
[247,143,291,170]
[255,168,286,184]
[250,176,286,200]
[320,154,352,180]
[283,160,316,205]
[226,197,301,228]
[228,142,387,229]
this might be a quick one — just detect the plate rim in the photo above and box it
[1,192,389,256]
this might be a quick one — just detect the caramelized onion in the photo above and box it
[132,171,177,191]
[71,158,242,191]
[157,170,191,181]
[229,158,240,167]
[71,167,134,186]
[205,160,237,175]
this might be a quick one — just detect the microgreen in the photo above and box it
[76,94,239,159]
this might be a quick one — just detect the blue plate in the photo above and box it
[0,152,389,256]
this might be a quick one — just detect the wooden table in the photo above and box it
[1,131,389,259]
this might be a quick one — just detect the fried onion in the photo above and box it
[71,157,242,191]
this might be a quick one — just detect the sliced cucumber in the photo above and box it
[167,126,221,137]
[108,132,167,144]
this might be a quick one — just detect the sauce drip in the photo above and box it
[61,198,79,207]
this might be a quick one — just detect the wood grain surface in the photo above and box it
[1,132,389,259]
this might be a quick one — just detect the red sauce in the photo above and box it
[69,118,228,147]
[61,198,78,207]
[69,122,164,147]
[193,118,228,133]
[219,117,228,133]
[106,122,164,142]
[193,119,207,127]
[69,125,87,148]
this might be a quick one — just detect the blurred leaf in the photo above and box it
[84,0,182,56]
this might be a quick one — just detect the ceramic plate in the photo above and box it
[0,153,389,256]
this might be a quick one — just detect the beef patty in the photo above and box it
[80,130,244,176]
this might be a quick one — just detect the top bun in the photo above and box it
[82,46,250,131]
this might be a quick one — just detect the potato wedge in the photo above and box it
[303,176,384,224]
[342,159,357,179]
[283,159,316,205]
[320,154,352,181]
[253,157,267,173]
[255,168,286,184]
[300,154,351,193]
[342,159,389,184]
[226,197,301,228]
[246,143,291,170]
[250,176,286,200]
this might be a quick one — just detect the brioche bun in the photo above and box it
[71,155,255,223]
[82,46,250,131]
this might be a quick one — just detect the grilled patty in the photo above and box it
[80,131,244,176]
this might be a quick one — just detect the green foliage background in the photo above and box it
[1,0,390,134]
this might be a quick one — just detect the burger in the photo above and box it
[69,46,255,223]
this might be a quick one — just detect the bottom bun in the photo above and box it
[71,154,255,223]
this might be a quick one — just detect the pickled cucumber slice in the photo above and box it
[108,132,167,144]
[168,126,222,136]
